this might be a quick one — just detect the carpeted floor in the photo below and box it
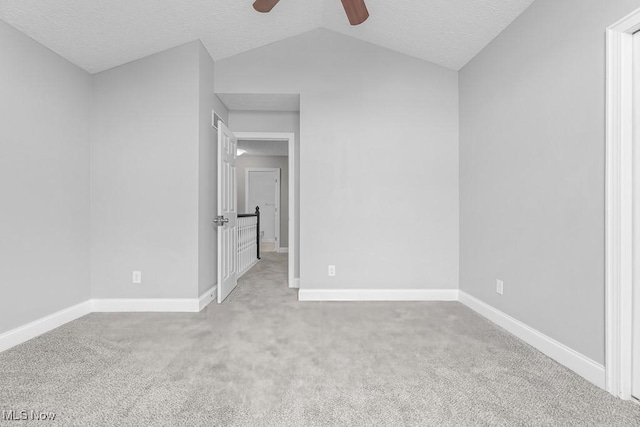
[1,253,639,426]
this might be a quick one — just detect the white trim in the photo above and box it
[297,288,606,389]
[199,285,217,311]
[0,288,611,392]
[0,288,219,353]
[234,132,297,289]
[278,247,289,253]
[606,7,640,400]
[293,278,300,289]
[298,289,458,302]
[288,133,295,289]
[634,28,640,400]
[459,291,605,389]
[0,301,92,353]
[91,298,199,313]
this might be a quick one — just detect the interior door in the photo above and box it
[216,122,238,303]
[246,169,280,249]
[632,29,640,400]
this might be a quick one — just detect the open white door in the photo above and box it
[216,122,238,303]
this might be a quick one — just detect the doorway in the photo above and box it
[235,132,297,288]
[246,168,281,252]
[605,7,640,400]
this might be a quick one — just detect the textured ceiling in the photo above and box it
[322,0,537,70]
[238,140,288,157]
[0,0,536,73]
[218,94,300,112]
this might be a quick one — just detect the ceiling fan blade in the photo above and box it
[341,0,369,25]
[253,0,280,13]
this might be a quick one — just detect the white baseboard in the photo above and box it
[198,285,217,311]
[91,298,199,313]
[0,286,607,394]
[298,288,458,302]
[278,247,289,253]
[0,301,92,353]
[92,287,219,312]
[0,289,217,353]
[458,291,605,389]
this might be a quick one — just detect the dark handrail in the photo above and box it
[237,206,260,260]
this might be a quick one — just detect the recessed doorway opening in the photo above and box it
[235,132,296,289]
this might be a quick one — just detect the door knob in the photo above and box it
[213,216,229,226]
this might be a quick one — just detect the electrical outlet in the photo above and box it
[132,271,142,284]
[496,279,504,295]
[328,265,336,277]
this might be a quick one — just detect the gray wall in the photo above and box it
[198,43,229,296]
[236,155,289,248]
[459,0,640,364]
[91,42,201,299]
[229,110,299,269]
[0,19,91,334]
[216,29,459,290]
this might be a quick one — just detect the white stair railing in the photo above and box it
[237,208,259,278]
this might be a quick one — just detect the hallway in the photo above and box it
[230,252,296,305]
[1,254,639,426]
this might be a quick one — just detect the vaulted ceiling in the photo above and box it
[0,0,536,74]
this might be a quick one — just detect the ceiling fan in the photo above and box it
[253,0,369,26]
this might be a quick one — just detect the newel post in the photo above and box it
[255,206,261,260]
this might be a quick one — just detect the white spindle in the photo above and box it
[237,215,259,278]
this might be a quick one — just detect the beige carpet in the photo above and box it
[1,252,639,426]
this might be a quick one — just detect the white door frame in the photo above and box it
[634,30,640,400]
[605,6,640,400]
[234,132,297,289]
[245,167,281,251]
